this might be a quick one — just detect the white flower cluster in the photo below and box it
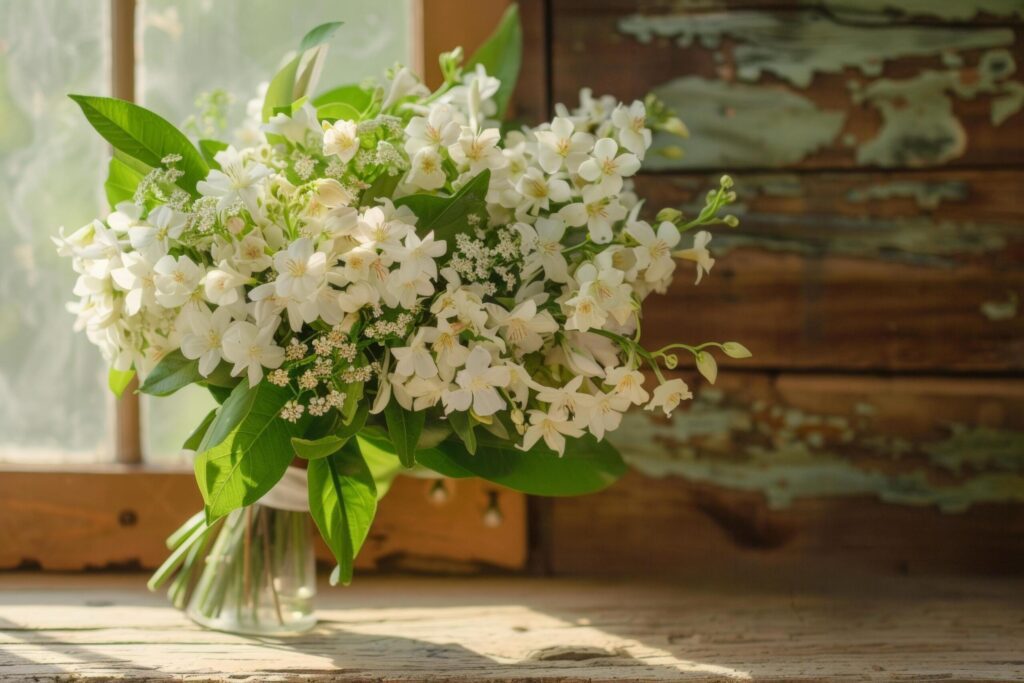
[57,62,742,455]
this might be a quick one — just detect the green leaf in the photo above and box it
[291,434,351,461]
[394,170,490,242]
[447,410,477,455]
[355,434,405,500]
[417,433,627,496]
[108,367,135,398]
[207,384,233,405]
[359,171,402,208]
[263,57,303,123]
[194,380,301,522]
[383,399,425,468]
[262,21,343,122]
[316,101,361,122]
[299,21,343,52]
[104,156,146,208]
[202,361,241,389]
[198,139,228,168]
[183,409,217,451]
[313,83,375,113]
[466,4,522,119]
[138,350,201,397]
[68,94,208,194]
[338,400,370,441]
[308,442,377,586]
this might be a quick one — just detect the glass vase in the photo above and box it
[185,502,316,635]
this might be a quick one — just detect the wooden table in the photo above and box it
[1,573,1022,681]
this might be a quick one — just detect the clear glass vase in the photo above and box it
[185,503,317,635]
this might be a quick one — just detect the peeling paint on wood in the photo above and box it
[824,0,1024,22]
[643,174,1017,264]
[617,11,1015,88]
[851,50,1023,166]
[980,291,1020,321]
[845,180,969,209]
[608,388,1024,513]
[645,77,845,168]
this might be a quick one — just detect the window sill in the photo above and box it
[0,468,526,572]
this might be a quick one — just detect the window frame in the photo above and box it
[0,0,532,573]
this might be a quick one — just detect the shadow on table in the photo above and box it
[0,610,695,681]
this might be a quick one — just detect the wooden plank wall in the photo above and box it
[515,0,1024,577]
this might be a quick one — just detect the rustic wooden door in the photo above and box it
[513,0,1024,577]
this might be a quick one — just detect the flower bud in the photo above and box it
[225,216,245,235]
[662,117,689,137]
[695,351,718,385]
[656,208,682,224]
[663,353,678,369]
[314,178,352,208]
[660,145,683,160]
[723,215,739,228]
[722,342,752,359]
[720,175,734,189]
[511,408,525,426]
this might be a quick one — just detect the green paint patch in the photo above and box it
[660,175,1013,264]
[608,391,1024,512]
[845,180,969,210]
[824,0,1024,22]
[980,292,1019,321]
[618,11,1014,89]
[852,50,1023,167]
[645,77,845,169]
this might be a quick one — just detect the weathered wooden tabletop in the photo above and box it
[1,573,1022,682]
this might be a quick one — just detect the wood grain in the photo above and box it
[2,573,1023,681]
[544,371,1024,578]
[410,0,513,90]
[0,470,526,572]
[634,170,1024,370]
[550,1,1024,170]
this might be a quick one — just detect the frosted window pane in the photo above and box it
[0,1,111,464]
[138,1,410,461]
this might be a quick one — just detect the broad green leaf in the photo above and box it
[416,432,627,496]
[355,434,405,500]
[194,380,301,522]
[198,139,228,168]
[299,21,343,51]
[308,442,377,586]
[359,171,402,208]
[466,4,522,119]
[183,409,217,451]
[356,429,472,481]
[263,57,302,123]
[383,399,425,468]
[262,21,343,122]
[202,361,241,389]
[108,367,135,398]
[291,434,351,461]
[68,95,208,194]
[447,410,477,455]
[337,400,370,441]
[313,83,375,114]
[138,350,201,396]
[395,170,490,242]
[316,102,361,122]
[206,384,233,405]
[104,156,146,208]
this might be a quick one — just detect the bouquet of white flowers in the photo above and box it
[57,8,744,632]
